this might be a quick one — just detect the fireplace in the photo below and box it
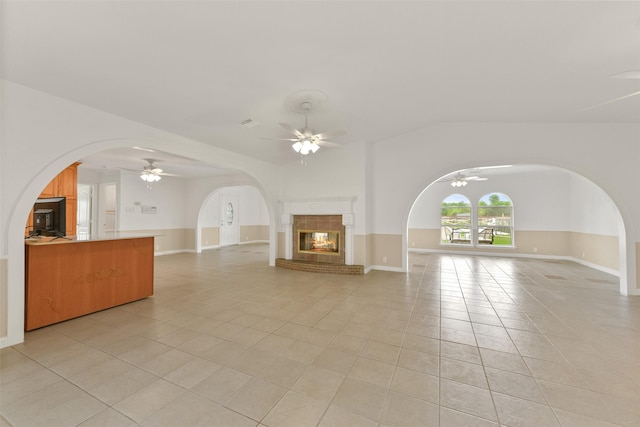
[280,198,356,266]
[293,215,345,264]
[299,230,341,255]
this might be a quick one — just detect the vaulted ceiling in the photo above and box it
[3,1,639,172]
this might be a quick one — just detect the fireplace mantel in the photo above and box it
[280,198,356,265]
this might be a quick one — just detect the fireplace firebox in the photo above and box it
[298,230,340,256]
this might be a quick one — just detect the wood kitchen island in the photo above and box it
[24,235,154,331]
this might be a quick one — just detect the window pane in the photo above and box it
[441,195,471,244]
[478,193,513,246]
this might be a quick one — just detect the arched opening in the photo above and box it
[4,139,279,347]
[196,185,270,253]
[406,164,630,295]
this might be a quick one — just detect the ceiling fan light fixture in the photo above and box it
[140,171,161,182]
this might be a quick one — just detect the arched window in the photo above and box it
[478,193,513,246]
[441,194,472,244]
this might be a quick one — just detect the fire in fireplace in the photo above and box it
[298,230,340,255]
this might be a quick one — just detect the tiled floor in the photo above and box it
[2,244,640,426]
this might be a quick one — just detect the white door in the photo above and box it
[219,195,239,246]
[98,182,117,235]
[76,184,93,239]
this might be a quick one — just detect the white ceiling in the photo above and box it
[3,1,640,176]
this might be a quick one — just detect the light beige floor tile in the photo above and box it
[328,332,367,354]
[440,341,481,364]
[475,333,519,353]
[441,327,477,346]
[257,356,308,388]
[312,348,357,375]
[141,348,195,376]
[68,357,133,390]
[118,339,172,367]
[299,327,337,346]
[402,333,440,355]
[318,404,378,427]
[479,348,530,375]
[139,391,221,427]
[439,406,499,427]
[485,367,546,403]
[113,378,186,424]
[340,322,375,339]
[228,347,277,375]
[347,356,395,388]
[292,366,345,403]
[24,394,106,427]
[225,377,288,421]
[0,367,62,407]
[391,366,439,404]
[88,366,158,406]
[281,339,324,364]
[77,408,138,427]
[397,348,439,375]
[537,379,614,422]
[191,366,252,403]
[553,408,622,427]
[441,357,488,389]
[163,357,221,389]
[492,392,561,427]
[523,356,590,389]
[262,390,327,427]
[273,322,311,340]
[252,334,296,355]
[440,379,498,422]
[360,340,401,364]
[201,340,247,365]
[332,377,388,422]
[177,332,223,356]
[227,327,269,347]
[3,379,85,426]
[380,390,439,426]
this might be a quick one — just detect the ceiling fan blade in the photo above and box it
[314,129,347,140]
[260,137,300,142]
[316,140,342,148]
[579,89,640,112]
[279,122,305,139]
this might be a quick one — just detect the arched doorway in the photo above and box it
[4,140,278,347]
[406,164,629,295]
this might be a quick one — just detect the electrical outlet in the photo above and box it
[382,256,387,263]
[533,247,537,253]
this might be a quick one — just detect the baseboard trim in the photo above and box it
[408,248,620,277]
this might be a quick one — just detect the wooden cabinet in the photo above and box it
[25,162,80,237]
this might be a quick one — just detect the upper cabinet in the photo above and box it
[26,162,80,237]
[39,163,79,199]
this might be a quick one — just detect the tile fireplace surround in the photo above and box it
[278,198,363,274]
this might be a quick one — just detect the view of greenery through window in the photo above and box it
[441,193,513,245]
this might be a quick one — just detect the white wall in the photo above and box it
[409,169,574,232]
[372,123,640,239]
[119,173,189,230]
[278,139,368,236]
[568,174,620,236]
[199,186,268,229]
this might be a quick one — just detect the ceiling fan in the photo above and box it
[267,101,346,156]
[439,172,488,187]
[139,159,178,182]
